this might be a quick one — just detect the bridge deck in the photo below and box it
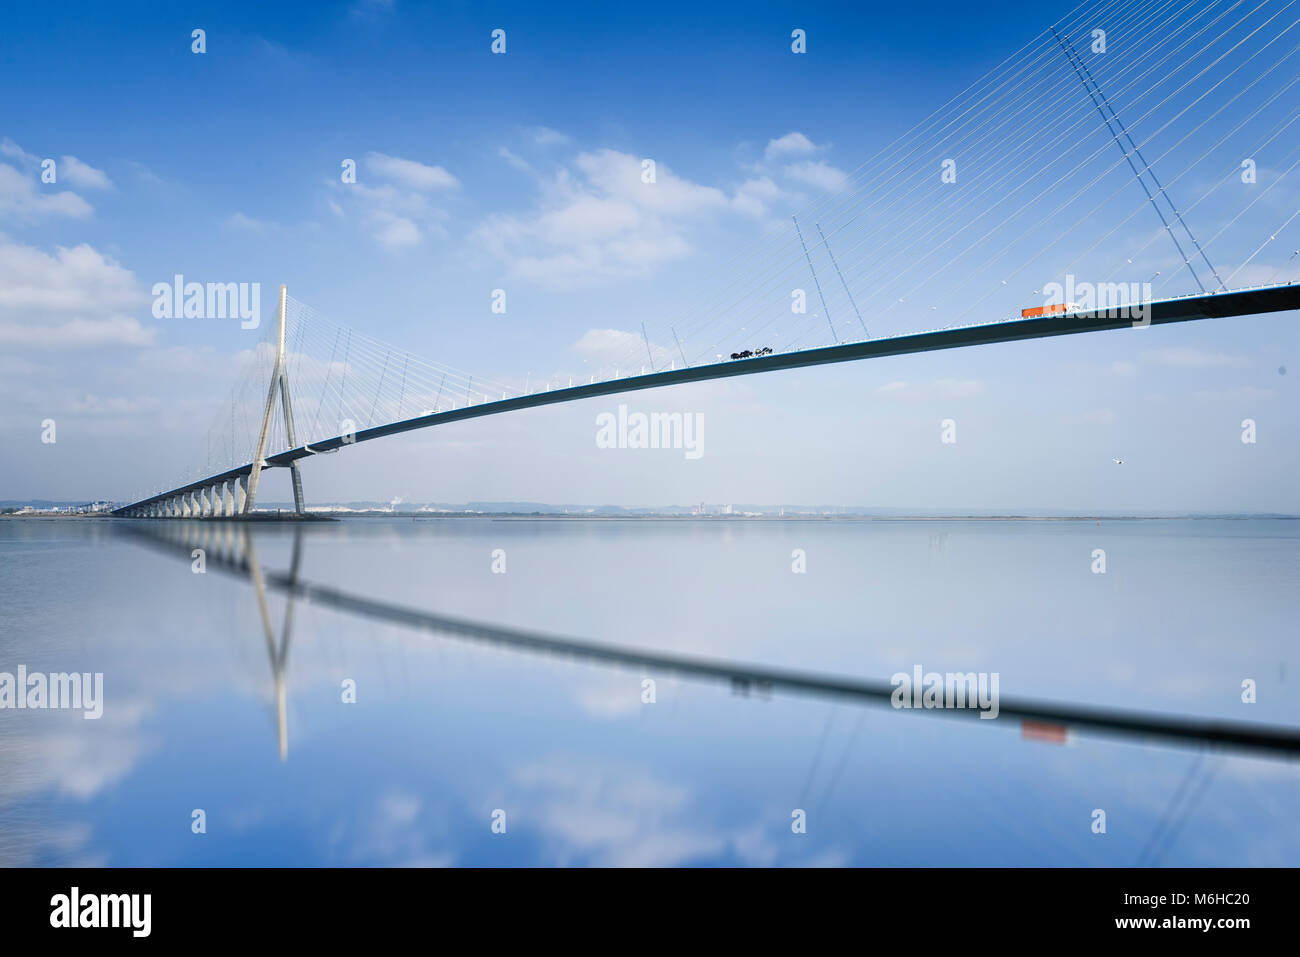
[115,283,1300,513]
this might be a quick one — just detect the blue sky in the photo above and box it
[1,0,1297,511]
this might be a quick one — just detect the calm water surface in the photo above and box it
[1,516,1297,866]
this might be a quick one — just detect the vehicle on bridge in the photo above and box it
[730,347,774,360]
[1020,302,1081,319]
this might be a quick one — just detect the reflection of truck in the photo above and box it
[1021,302,1081,318]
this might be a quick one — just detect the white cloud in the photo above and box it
[764,131,818,163]
[508,758,825,867]
[511,761,725,867]
[473,148,771,286]
[332,152,458,248]
[541,191,640,240]
[58,155,112,190]
[731,176,783,217]
[227,211,272,232]
[749,132,845,204]
[335,789,456,867]
[473,133,841,284]
[572,676,646,717]
[0,238,142,312]
[371,211,422,247]
[363,151,459,191]
[127,160,165,186]
[528,126,570,147]
[0,697,155,865]
[0,162,93,221]
[64,392,165,415]
[0,315,154,348]
[0,138,109,218]
[783,159,848,191]
[577,149,728,215]
[572,327,675,368]
[0,237,153,348]
[497,147,533,174]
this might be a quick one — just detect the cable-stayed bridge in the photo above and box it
[114,0,1300,517]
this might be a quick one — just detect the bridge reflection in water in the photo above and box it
[122,521,1300,765]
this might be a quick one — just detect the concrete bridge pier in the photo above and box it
[144,479,252,519]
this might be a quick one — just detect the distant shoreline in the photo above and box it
[5,512,1296,522]
[355,512,1300,522]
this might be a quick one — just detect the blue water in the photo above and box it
[1,516,1297,866]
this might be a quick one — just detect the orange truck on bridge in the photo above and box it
[1021,302,1081,318]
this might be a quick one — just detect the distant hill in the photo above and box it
[5,498,1295,519]
[252,501,1300,519]
[1,500,109,508]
